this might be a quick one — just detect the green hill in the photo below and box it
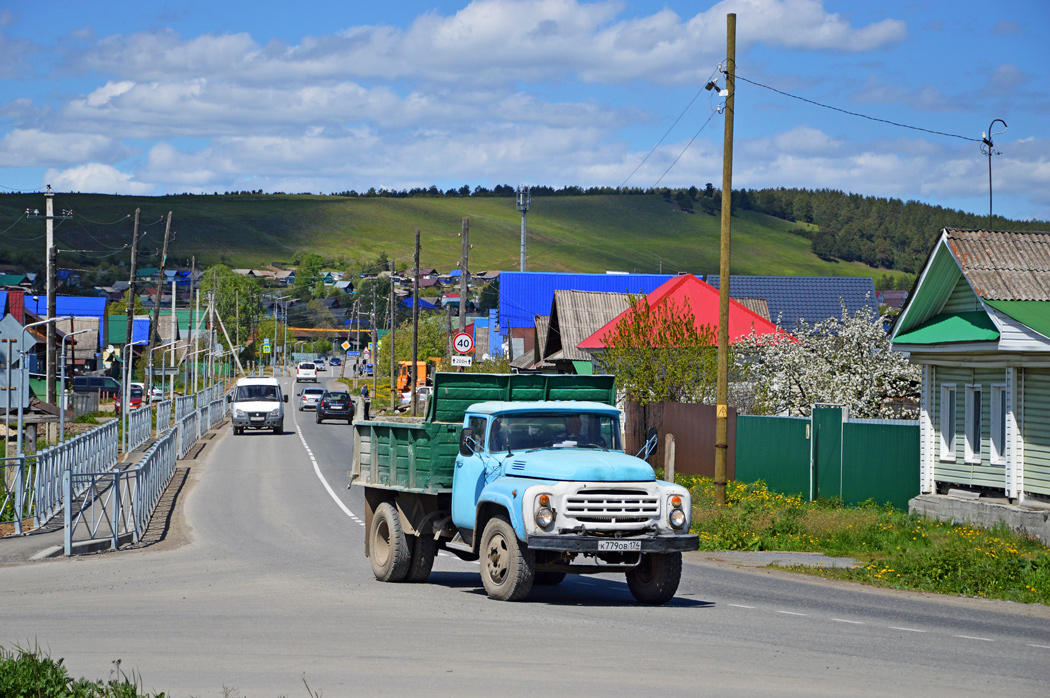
[0,192,902,280]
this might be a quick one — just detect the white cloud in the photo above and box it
[0,129,126,167]
[43,163,154,195]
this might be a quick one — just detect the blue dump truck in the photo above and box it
[350,373,698,604]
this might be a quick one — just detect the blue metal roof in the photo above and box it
[401,297,439,309]
[705,276,878,329]
[499,271,677,328]
[23,294,107,319]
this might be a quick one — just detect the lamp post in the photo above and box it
[122,339,147,453]
[17,316,74,457]
[981,118,1008,231]
[164,342,181,401]
[59,328,92,444]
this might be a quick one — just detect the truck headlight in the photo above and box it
[269,407,281,416]
[234,409,246,418]
[535,494,555,528]
[669,508,687,529]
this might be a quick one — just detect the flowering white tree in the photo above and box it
[735,301,920,419]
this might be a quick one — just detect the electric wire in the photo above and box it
[73,211,132,226]
[653,109,719,188]
[732,73,981,143]
[0,212,28,237]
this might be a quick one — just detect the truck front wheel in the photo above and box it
[626,552,682,605]
[369,502,412,582]
[480,515,535,601]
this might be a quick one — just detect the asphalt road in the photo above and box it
[1,376,1049,696]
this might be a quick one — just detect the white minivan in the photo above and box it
[296,361,317,383]
[229,377,288,435]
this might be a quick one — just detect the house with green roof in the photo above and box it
[891,228,1050,502]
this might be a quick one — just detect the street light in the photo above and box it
[17,316,74,457]
[981,118,1008,231]
[149,340,177,401]
[122,339,148,454]
[59,328,92,444]
[163,342,181,401]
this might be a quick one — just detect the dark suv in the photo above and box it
[72,376,122,397]
[316,391,354,424]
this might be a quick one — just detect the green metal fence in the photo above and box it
[735,409,920,511]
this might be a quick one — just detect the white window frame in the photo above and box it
[964,384,983,464]
[940,384,957,462]
[990,384,1007,466]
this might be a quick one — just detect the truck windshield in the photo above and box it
[235,385,280,401]
[488,413,620,452]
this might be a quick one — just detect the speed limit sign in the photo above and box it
[453,332,474,354]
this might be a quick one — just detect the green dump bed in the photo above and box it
[351,372,616,494]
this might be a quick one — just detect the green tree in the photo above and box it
[377,314,450,373]
[107,290,147,314]
[197,265,262,352]
[596,295,720,405]
[477,278,499,312]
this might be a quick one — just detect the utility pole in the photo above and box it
[147,212,172,397]
[189,255,196,391]
[170,279,176,399]
[371,283,377,401]
[459,218,469,331]
[714,13,736,508]
[26,187,71,410]
[411,229,420,417]
[210,266,217,384]
[389,260,396,411]
[516,186,530,272]
[124,208,141,390]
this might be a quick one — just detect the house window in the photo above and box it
[964,385,982,464]
[939,384,956,461]
[990,385,1007,465]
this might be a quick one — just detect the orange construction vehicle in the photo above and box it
[396,361,428,392]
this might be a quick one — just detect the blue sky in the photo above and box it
[1,0,1048,220]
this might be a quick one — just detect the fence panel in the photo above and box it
[734,416,811,498]
[70,392,99,417]
[131,427,179,537]
[154,399,172,435]
[34,419,119,528]
[1,457,29,533]
[812,407,845,502]
[175,395,196,421]
[177,411,198,459]
[126,405,152,452]
[624,401,737,478]
[842,421,920,510]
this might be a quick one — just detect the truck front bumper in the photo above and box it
[232,413,282,429]
[526,533,699,553]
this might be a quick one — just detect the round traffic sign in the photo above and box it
[453,332,474,354]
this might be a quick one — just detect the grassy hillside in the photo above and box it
[0,192,903,280]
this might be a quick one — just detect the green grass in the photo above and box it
[0,192,906,281]
[683,476,1050,604]
[0,644,165,697]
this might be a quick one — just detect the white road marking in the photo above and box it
[777,611,806,616]
[830,619,863,625]
[729,604,754,609]
[888,627,927,633]
[1026,644,1050,649]
[293,408,365,526]
[954,635,994,642]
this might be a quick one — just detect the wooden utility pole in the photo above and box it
[411,229,420,417]
[459,218,469,331]
[189,255,196,388]
[147,211,172,396]
[714,13,736,507]
[389,260,396,411]
[124,208,142,378]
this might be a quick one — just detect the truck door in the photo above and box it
[452,415,489,531]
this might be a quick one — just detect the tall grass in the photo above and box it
[683,476,1050,604]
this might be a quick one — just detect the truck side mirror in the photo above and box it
[283,395,289,403]
[637,426,659,460]
[459,428,476,457]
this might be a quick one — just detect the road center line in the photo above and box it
[777,611,806,616]
[1026,644,1050,649]
[954,635,994,642]
[830,618,863,624]
[293,407,364,526]
[729,604,755,609]
[888,627,926,633]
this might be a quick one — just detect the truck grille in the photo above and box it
[565,489,659,524]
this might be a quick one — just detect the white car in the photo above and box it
[296,362,317,383]
[299,387,325,411]
[229,377,288,435]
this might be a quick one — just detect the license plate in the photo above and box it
[598,540,641,552]
[250,416,263,421]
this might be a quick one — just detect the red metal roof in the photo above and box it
[577,274,782,349]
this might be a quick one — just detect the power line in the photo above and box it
[653,109,719,188]
[733,73,981,143]
[73,211,132,226]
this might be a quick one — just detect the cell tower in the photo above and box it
[516,185,531,272]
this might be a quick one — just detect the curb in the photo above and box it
[28,533,135,559]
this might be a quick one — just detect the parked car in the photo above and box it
[299,387,325,411]
[316,391,354,424]
[71,376,122,397]
[115,386,144,414]
[296,362,317,383]
[399,385,433,407]
[313,358,327,372]
[149,385,165,402]
[229,377,288,435]
[329,357,342,367]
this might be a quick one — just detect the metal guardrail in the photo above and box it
[126,404,152,452]
[154,399,173,435]
[177,411,198,460]
[1,456,30,534]
[175,395,196,421]
[208,399,222,430]
[33,419,120,530]
[63,426,179,554]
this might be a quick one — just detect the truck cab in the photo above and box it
[351,373,698,605]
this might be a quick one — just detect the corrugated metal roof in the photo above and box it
[23,295,107,319]
[736,297,770,321]
[544,290,630,362]
[945,229,1050,301]
[706,276,878,329]
[499,271,675,329]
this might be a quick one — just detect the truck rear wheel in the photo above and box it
[480,515,534,601]
[405,532,436,582]
[626,552,682,605]
[370,502,412,582]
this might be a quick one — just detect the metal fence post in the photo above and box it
[14,457,24,535]
[111,472,120,550]
[63,470,72,556]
